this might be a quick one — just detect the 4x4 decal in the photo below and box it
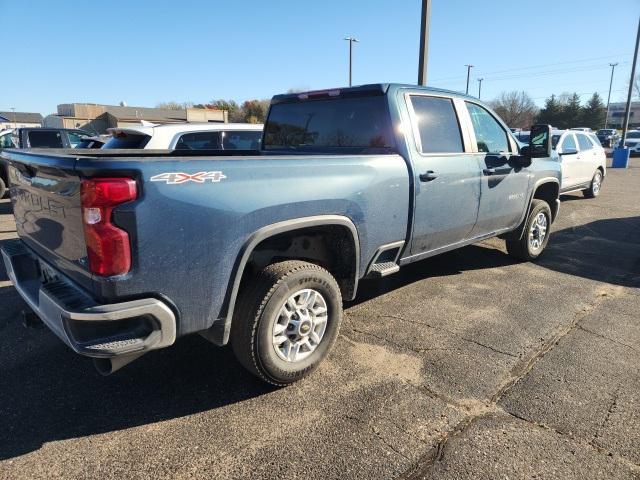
[150,171,227,184]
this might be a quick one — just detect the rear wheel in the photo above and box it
[231,260,343,386]
[583,170,603,198]
[506,199,552,261]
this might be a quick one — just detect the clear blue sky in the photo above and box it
[1,0,638,115]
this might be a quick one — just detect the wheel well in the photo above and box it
[533,181,559,221]
[597,165,605,175]
[239,225,358,300]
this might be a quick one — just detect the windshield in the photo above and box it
[626,131,640,139]
[552,134,562,148]
[597,129,615,135]
[264,95,396,152]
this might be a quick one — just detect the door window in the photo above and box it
[465,102,509,153]
[409,96,463,153]
[576,133,593,151]
[175,131,222,150]
[560,134,577,152]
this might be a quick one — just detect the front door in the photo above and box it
[406,94,482,255]
[464,101,530,237]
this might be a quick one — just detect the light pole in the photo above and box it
[10,107,16,128]
[477,78,484,99]
[620,17,640,150]
[417,0,431,86]
[465,65,474,95]
[343,36,359,87]
[604,62,618,129]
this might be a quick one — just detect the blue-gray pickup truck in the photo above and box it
[1,84,560,385]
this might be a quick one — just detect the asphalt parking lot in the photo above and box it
[0,160,638,480]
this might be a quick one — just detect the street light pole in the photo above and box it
[465,65,474,95]
[477,78,484,99]
[343,36,359,87]
[417,0,431,86]
[604,62,618,129]
[620,17,640,149]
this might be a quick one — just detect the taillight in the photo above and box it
[81,178,137,276]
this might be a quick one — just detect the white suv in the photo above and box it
[102,123,263,150]
[621,130,640,155]
[552,130,606,198]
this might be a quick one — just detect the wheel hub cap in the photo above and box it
[528,212,548,252]
[272,289,328,363]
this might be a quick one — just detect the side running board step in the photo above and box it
[368,261,400,278]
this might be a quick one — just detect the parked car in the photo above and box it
[552,129,606,197]
[0,127,91,198]
[596,128,619,148]
[1,84,560,385]
[102,123,263,150]
[620,130,640,155]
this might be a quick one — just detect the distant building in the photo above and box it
[43,103,228,134]
[0,111,43,129]
[606,101,640,129]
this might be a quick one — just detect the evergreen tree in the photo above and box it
[536,94,563,127]
[559,93,582,129]
[580,92,606,129]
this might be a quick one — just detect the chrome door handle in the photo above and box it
[419,171,438,182]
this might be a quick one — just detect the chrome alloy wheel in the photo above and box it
[592,171,602,195]
[528,212,548,252]
[272,289,328,362]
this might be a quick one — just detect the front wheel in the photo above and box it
[506,199,552,261]
[231,260,343,386]
[583,170,603,198]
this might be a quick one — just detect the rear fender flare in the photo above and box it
[205,215,360,346]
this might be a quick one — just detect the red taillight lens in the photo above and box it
[81,178,137,276]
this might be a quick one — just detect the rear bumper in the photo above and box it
[1,239,176,358]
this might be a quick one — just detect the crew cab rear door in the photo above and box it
[403,92,482,255]
[462,101,530,237]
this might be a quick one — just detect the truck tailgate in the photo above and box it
[4,150,88,282]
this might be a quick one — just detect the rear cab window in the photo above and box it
[408,95,464,153]
[27,130,64,148]
[264,94,396,153]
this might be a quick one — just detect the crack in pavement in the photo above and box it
[343,414,413,463]
[577,324,639,354]
[398,284,630,479]
[348,313,519,358]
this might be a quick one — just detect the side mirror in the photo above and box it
[529,124,552,158]
[558,148,578,156]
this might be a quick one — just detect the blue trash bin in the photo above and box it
[612,147,630,168]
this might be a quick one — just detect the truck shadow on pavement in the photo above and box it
[0,215,638,460]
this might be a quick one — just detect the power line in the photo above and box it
[429,53,633,83]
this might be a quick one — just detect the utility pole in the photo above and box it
[417,0,431,86]
[477,78,484,99]
[604,63,618,128]
[10,107,16,128]
[343,36,359,87]
[620,17,640,149]
[465,65,474,95]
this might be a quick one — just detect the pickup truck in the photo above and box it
[0,84,560,385]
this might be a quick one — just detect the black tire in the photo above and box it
[0,176,6,199]
[230,260,343,386]
[506,199,552,261]
[583,169,603,198]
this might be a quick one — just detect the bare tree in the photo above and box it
[489,91,538,129]
[156,101,194,110]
